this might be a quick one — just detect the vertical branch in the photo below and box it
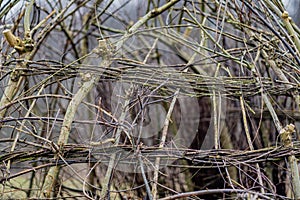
[138,150,153,200]
[240,96,265,194]
[24,0,34,38]
[152,18,200,198]
[280,124,300,199]
[100,87,133,199]
[213,63,221,150]
[40,40,112,198]
[0,32,28,119]
[282,11,300,55]
[0,0,35,119]
[152,89,179,199]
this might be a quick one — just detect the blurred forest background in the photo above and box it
[1,0,300,199]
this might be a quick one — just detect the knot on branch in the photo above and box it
[93,39,114,59]
[280,123,295,147]
[3,29,34,54]
[282,11,289,19]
